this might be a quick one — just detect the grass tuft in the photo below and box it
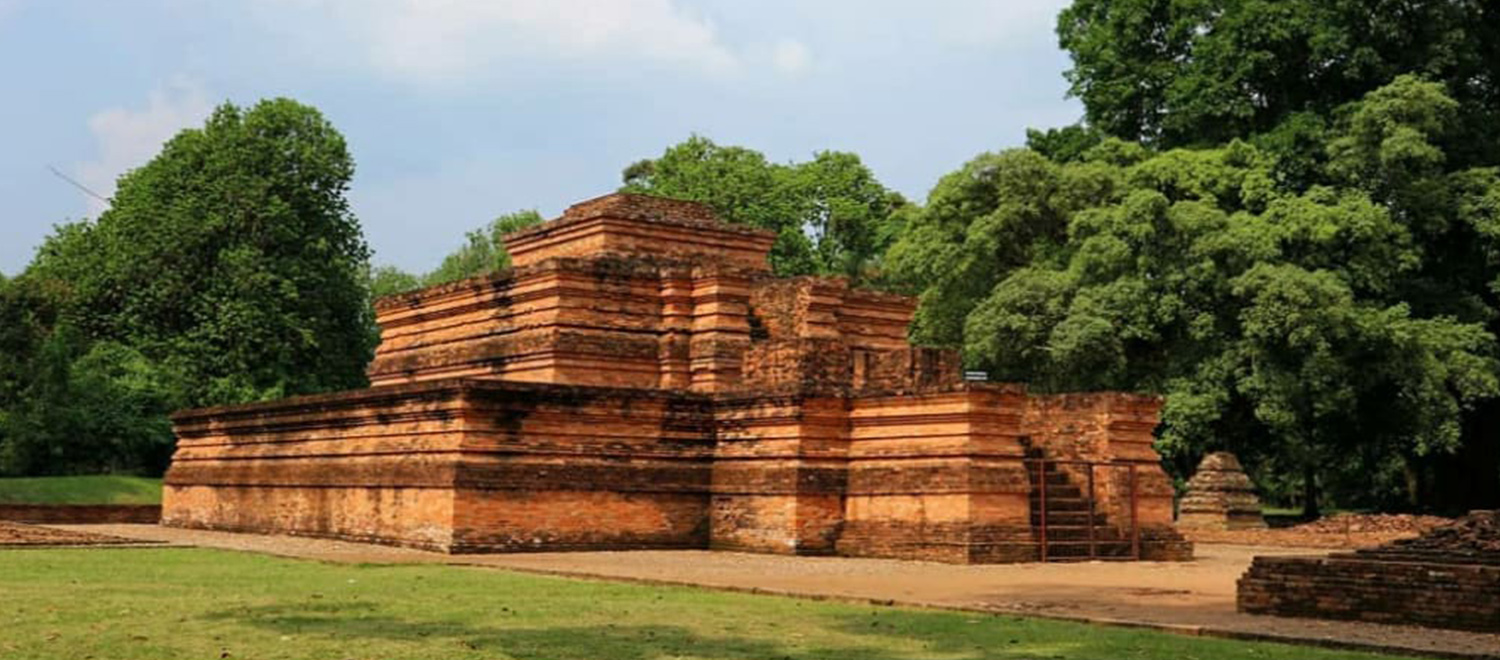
[0,475,162,505]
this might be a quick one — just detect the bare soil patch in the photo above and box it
[0,521,151,547]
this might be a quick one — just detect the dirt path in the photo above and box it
[0,521,155,547]
[50,524,1500,659]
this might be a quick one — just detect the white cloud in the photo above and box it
[771,39,810,75]
[259,0,738,83]
[76,78,214,216]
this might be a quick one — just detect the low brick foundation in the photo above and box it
[164,380,715,553]
[0,504,161,525]
[1238,553,1500,632]
[1238,511,1500,632]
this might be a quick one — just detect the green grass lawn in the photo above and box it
[0,475,162,505]
[0,548,1409,660]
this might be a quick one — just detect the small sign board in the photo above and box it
[963,370,989,382]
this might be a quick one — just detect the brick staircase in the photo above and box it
[1025,448,1137,561]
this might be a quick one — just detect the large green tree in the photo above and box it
[889,79,1500,513]
[1045,0,1500,511]
[27,98,374,407]
[622,136,904,280]
[0,274,182,476]
[0,275,56,473]
[1057,0,1500,161]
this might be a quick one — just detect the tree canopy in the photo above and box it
[28,99,374,406]
[1057,0,1500,162]
[622,136,906,280]
[367,209,544,299]
[1,98,374,476]
[1048,0,1500,510]
[891,75,1500,512]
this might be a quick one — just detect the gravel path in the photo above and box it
[48,524,1500,659]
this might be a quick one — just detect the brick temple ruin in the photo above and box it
[161,193,1191,563]
[1240,510,1500,632]
[1178,452,1266,531]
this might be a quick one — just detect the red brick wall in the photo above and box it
[369,259,680,389]
[740,339,851,393]
[505,194,777,272]
[1239,554,1500,632]
[371,205,952,400]
[452,490,708,552]
[164,378,1188,562]
[711,395,848,555]
[165,485,458,550]
[163,381,473,549]
[450,383,714,551]
[686,268,755,393]
[163,380,716,553]
[838,387,1037,562]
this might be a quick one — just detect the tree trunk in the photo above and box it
[1403,457,1421,510]
[1302,465,1320,519]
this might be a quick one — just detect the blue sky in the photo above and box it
[0,0,1081,275]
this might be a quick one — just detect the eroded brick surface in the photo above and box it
[1179,452,1267,531]
[162,192,1190,563]
[0,505,160,524]
[1239,511,1500,632]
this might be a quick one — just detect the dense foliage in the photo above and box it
[888,88,1500,511]
[877,0,1500,513]
[0,99,372,476]
[375,137,906,290]
[1057,0,1500,159]
[369,210,544,298]
[1042,1,1500,511]
[621,136,907,280]
[30,99,375,405]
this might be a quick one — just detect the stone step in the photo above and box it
[1028,496,1091,512]
[1030,511,1108,526]
[1034,525,1126,541]
[1040,540,1136,559]
[1023,471,1073,486]
[1029,484,1085,499]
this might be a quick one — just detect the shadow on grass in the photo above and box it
[204,600,802,660]
[201,596,1367,660]
[824,608,1373,660]
[199,599,1088,660]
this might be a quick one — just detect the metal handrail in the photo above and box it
[1129,463,1140,560]
[1037,460,1048,562]
[1026,457,1142,562]
[1087,464,1096,558]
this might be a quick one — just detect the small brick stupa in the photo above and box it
[1177,452,1266,530]
[1240,510,1500,632]
[160,193,1191,563]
